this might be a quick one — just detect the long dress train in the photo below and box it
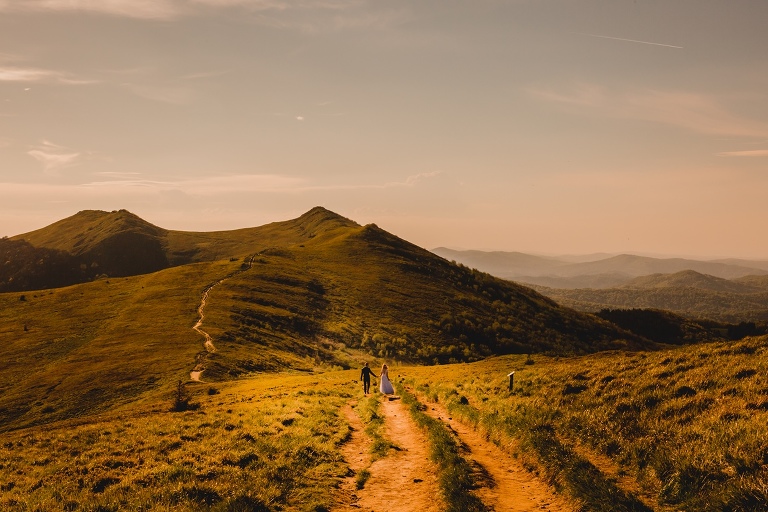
[379,369,394,395]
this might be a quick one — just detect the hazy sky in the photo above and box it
[2,1,767,259]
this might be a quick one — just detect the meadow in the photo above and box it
[3,334,767,511]
[0,372,358,512]
[403,335,768,511]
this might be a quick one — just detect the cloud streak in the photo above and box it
[578,33,683,49]
[27,140,83,173]
[717,149,768,157]
[530,85,768,139]
[8,170,442,198]
[0,0,408,35]
[0,65,98,85]
[0,0,178,19]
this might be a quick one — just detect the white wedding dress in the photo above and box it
[379,369,394,395]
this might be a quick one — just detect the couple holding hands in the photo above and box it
[360,362,394,395]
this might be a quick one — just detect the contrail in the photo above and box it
[580,33,683,49]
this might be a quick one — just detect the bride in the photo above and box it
[379,364,394,395]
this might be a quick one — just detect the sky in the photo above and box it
[1,0,767,259]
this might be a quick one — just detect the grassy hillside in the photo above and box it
[1,207,643,434]
[0,260,238,432]
[404,334,768,511]
[197,218,645,380]
[533,270,768,323]
[0,371,358,511]
[2,207,361,292]
[3,338,766,511]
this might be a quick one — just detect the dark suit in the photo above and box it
[360,366,377,394]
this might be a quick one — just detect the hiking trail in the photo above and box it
[337,397,442,512]
[336,389,575,511]
[190,256,254,381]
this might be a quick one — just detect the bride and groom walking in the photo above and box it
[360,362,394,395]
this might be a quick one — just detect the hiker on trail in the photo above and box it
[379,363,394,395]
[360,362,377,395]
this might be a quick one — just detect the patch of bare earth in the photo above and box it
[336,401,373,510]
[335,397,443,512]
[424,398,576,512]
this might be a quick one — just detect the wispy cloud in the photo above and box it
[529,85,768,139]
[0,0,390,27]
[403,171,441,186]
[27,140,82,173]
[75,170,442,196]
[578,33,683,49]
[0,67,52,82]
[80,174,305,194]
[0,0,178,19]
[0,65,98,85]
[717,149,768,157]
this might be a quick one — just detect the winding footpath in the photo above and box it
[423,397,574,511]
[336,391,574,512]
[337,398,442,512]
[190,256,255,381]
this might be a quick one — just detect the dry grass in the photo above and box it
[2,337,767,511]
[0,260,240,432]
[402,335,768,511]
[0,371,359,511]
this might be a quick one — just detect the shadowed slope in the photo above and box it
[199,221,645,379]
[1,207,643,432]
[2,207,357,292]
[4,210,169,291]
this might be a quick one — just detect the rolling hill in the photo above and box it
[1,208,366,292]
[532,270,768,324]
[433,248,768,289]
[0,207,644,433]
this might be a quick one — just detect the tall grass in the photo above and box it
[0,371,358,512]
[402,335,768,511]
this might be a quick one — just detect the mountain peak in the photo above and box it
[298,206,356,225]
[288,207,359,240]
[14,209,165,254]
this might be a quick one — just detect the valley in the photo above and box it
[1,207,767,511]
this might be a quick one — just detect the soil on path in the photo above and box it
[335,396,443,512]
[190,256,254,381]
[423,397,576,512]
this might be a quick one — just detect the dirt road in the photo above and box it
[337,393,575,512]
[337,397,442,512]
[424,398,575,511]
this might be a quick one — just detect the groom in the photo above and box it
[360,362,378,395]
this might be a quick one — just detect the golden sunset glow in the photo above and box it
[2,1,767,258]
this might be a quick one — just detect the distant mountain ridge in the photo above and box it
[432,248,768,289]
[1,207,359,292]
[530,270,768,323]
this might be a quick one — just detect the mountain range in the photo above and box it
[432,248,768,289]
[1,207,647,432]
[433,248,768,323]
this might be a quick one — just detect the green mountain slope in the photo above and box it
[1,207,359,292]
[533,270,768,323]
[1,207,644,432]
[623,270,763,293]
